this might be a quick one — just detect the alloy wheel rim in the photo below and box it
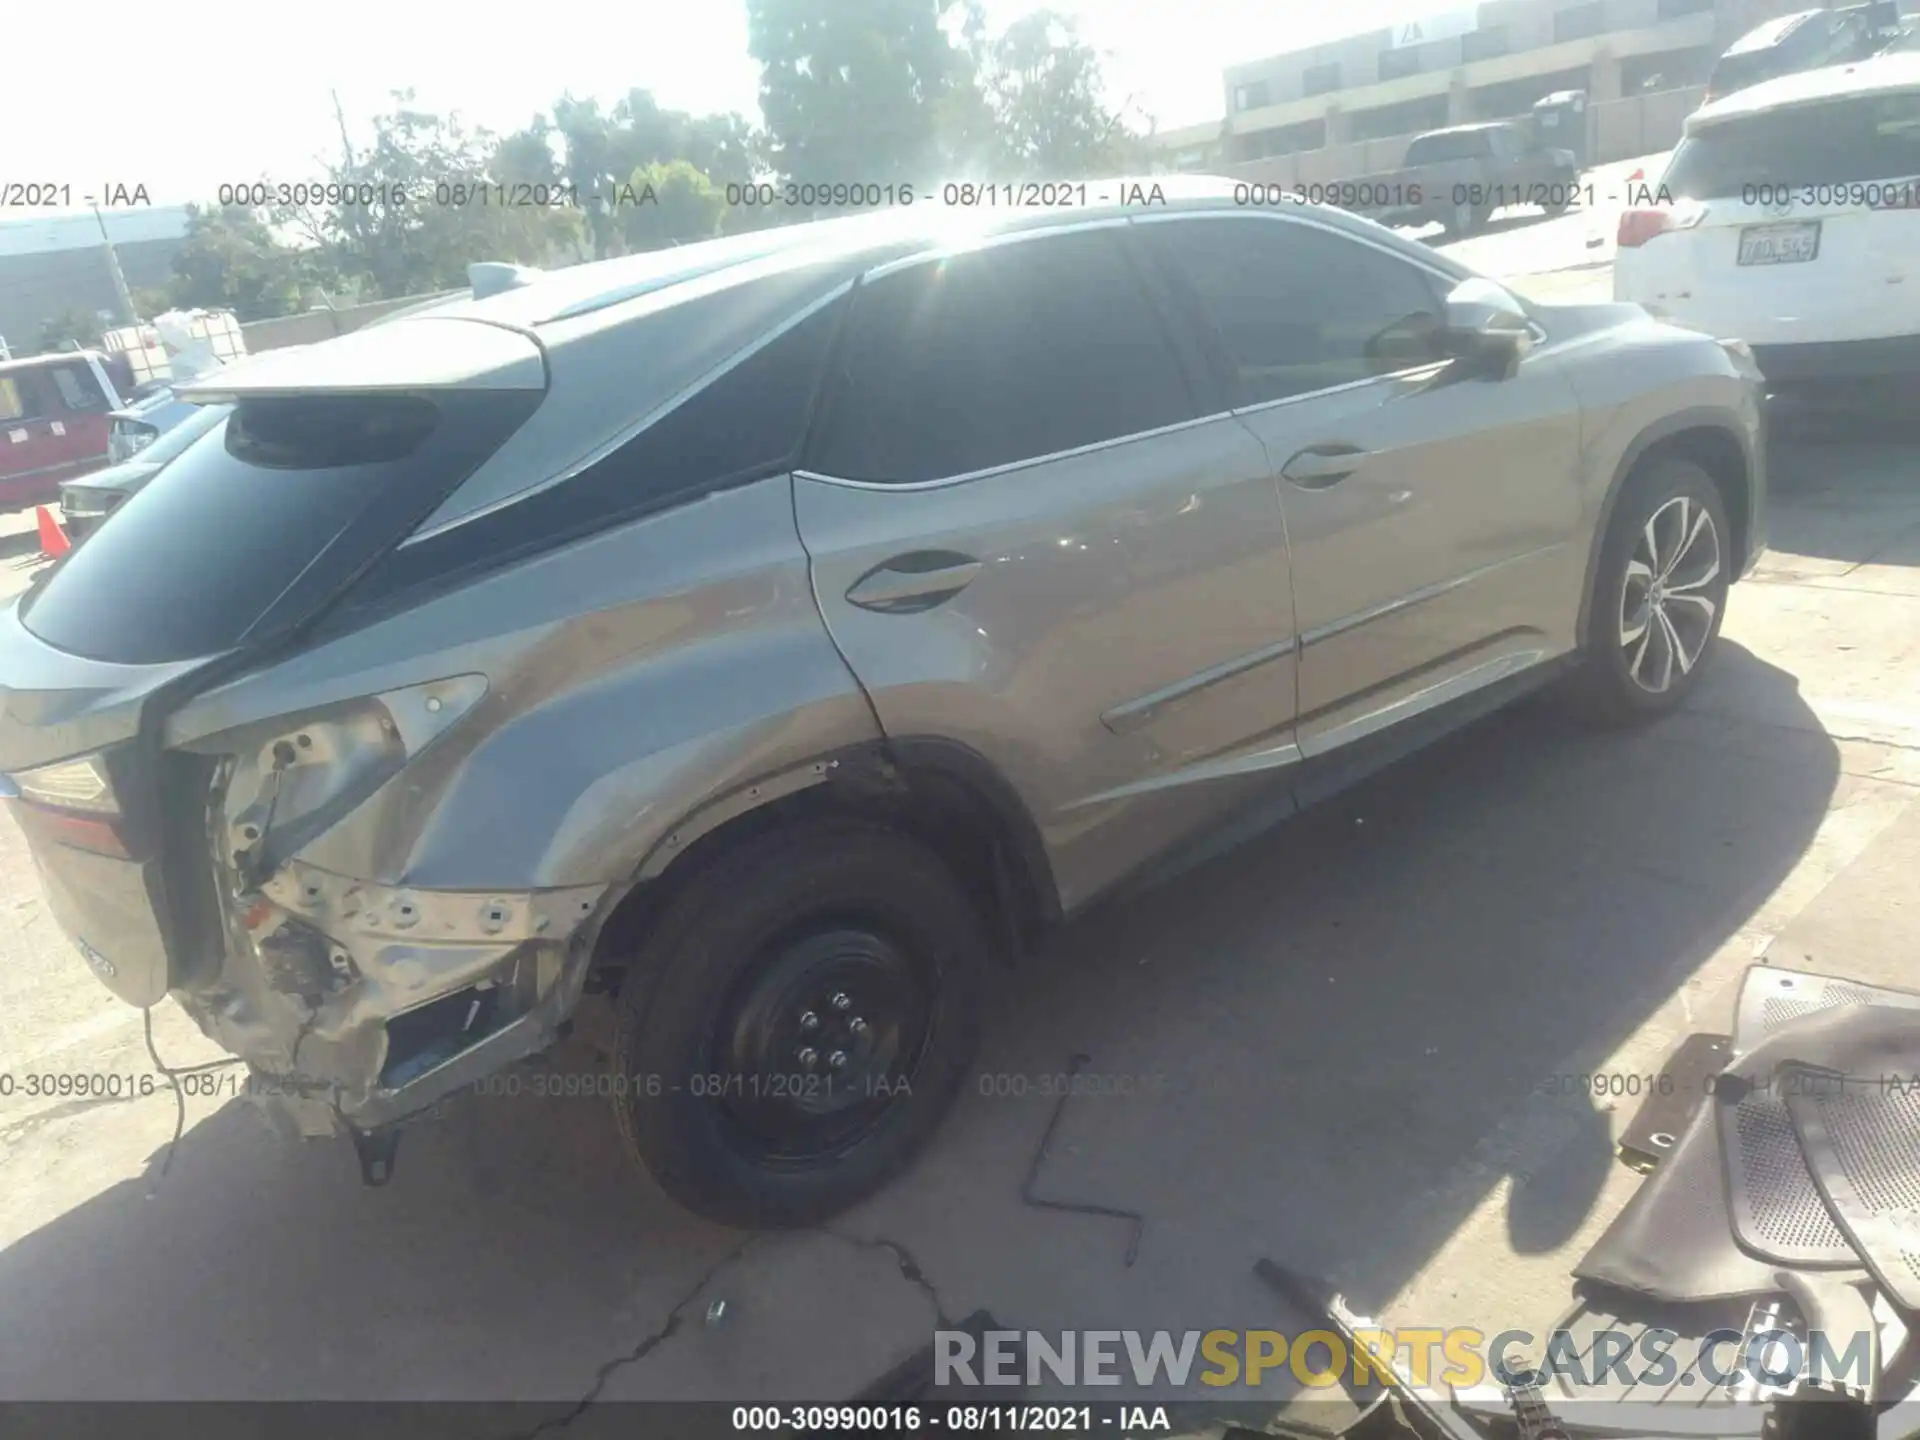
[1619,494,1721,694]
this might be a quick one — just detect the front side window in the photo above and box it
[1141,217,1449,407]
[0,377,25,423]
[809,230,1196,485]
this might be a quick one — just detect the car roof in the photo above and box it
[0,350,101,376]
[1411,121,1512,139]
[1689,48,1920,127]
[1724,9,1822,55]
[182,178,1469,401]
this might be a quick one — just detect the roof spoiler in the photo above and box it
[469,262,544,299]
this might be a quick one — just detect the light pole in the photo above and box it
[92,203,139,327]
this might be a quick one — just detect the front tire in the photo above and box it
[1564,458,1731,726]
[611,817,988,1228]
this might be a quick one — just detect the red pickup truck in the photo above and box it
[0,351,129,513]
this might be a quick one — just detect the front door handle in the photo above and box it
[844,551,983,614]
[1281,446,1369,489]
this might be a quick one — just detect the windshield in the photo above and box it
[1664,90,1920,197]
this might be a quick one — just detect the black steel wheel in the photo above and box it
[612,817,988,1227]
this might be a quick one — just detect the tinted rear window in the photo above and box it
[1664,91,1920,196]
[21,391,539,664]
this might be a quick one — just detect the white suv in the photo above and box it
[1614,52,1920,394]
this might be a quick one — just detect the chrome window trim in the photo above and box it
[401,278,857,546]
[793,409,1237,493]
[856,215,1134,284]
[1126,206,1468,291]
[1127,208,1549,401]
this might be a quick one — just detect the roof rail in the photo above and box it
[469,262,544,300]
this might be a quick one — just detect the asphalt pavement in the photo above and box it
[3,200,1920,1430]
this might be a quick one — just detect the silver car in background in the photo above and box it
[0,183,1766,1225]
[61,402,233,542]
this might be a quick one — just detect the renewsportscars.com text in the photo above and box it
[935,1327,1873,1394]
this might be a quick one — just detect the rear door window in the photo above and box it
[49,362,108,413]
[1666,91,1920,197]
[808,228,1197,484]
[21,391,539,664]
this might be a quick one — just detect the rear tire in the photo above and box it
[1562,458,1731,727]
[611,817,988,1228]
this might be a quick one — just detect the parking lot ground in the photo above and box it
[2,260,1919,1422]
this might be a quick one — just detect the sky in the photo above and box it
[3,0,1451,211]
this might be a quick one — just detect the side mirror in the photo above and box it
[1443,278,1534,378]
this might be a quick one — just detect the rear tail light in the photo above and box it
[2,752,132,858]
[11,804,133,859]
[10,754,118,813]
[1617,199,1706,249]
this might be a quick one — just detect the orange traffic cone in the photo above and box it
[36,505,70,558]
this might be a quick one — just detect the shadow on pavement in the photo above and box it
[0,646,1840,1407]
[0,1028,740,1403]
[0,532,45,566]
[1767,406,1920,569]
[847,643,1838,1396]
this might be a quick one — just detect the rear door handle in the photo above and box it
[1281,446,1369,489]
[844,551,983,614]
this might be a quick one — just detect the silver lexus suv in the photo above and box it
[0,182,1766,1226]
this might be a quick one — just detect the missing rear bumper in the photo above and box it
[177,861,610,1134]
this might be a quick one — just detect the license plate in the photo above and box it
[1737,222,1820,266]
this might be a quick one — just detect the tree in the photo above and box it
[748,0,972,188]
[37,308,105,354]
[554,90,760,259]
[166,204,308,320]
[967,10,1150,177]
[492,116,590,265]
[288,91,579,301]
[621,161,728,252]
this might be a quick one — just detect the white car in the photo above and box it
[1613,52,1920,395]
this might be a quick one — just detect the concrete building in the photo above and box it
[1153,0,1828,185]
[0,206,192,356]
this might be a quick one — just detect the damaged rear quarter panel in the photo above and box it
[170,474,880,890]
[162,474,881,1123]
